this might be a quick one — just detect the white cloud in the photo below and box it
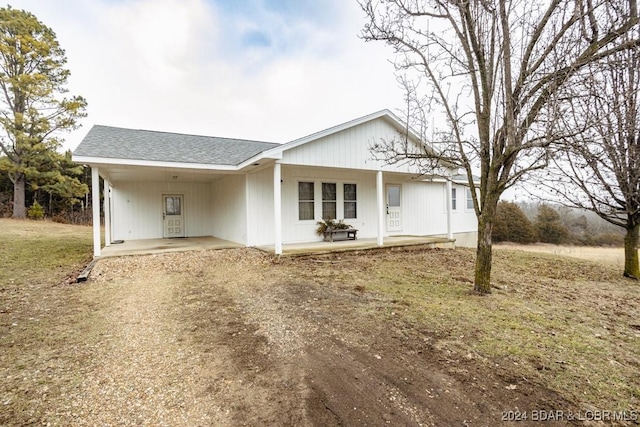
[7,0,404,150]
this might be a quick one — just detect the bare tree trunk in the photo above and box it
[624,222,639,279]
[473,197,498,294]
[12,173,26,219]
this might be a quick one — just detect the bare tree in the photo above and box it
[532,29,640,279]
[359,0,639,293]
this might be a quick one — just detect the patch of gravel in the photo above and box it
[57,249,314,425]
[58,254,229,426]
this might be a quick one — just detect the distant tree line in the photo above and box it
[493,201,626,247]
[0,152,92,223]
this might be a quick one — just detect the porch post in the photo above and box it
[446,179,453,240]
[104,178,111,247]
[91,166,101,257]
[376,170,384,246]
[274,162,282,255]
[245,174,253,247]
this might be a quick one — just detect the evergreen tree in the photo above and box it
[493,201,537,244]
[535,205,569,244]
[0,6,87,218]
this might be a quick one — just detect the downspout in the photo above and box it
[273,162,282,255]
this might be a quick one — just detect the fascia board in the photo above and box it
[72,155,238,171]
[236,151,283,170]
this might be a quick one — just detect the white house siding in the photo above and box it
[247,167,275,246]
[210,175,247,244]
[401,181,479,237]
[450,183,479,247]
[280,166,379,243]
[278,166,477,244]
[400,180,448,236]
[281,117,422,174]
[111,181,213,241]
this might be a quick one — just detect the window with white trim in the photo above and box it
[343,183,357,219]
[322,183,337,220]
[451,188,457,210]
[466,188,474,210]
[298,182,314,220]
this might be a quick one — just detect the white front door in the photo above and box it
[386,185,402,232]
[163,195,185,238]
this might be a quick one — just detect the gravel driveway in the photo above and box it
[40,248,575,426]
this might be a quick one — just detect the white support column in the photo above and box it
[376,170,384,246]
[273,163,282,255]
[91,167,101,257]
[245,174,252,247]
[103,178,111,247]
[446,179,453,240]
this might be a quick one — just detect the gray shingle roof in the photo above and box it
[74,125,280,165]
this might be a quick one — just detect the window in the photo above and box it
[451,188,457,210]
[344,183,357,219]
[387,185,401,207]
[165,196,181,215]
[298,182,314,220]
[322,183,337,220]
[466,188,474,210]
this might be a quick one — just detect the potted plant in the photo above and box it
[316,218,353,238]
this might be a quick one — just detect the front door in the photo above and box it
[386,185,402,232]
[163,195,185,238]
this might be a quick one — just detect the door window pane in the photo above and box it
[322,183,336,220]
[388,186,400,207]
[165,196,181,215]
[298,182,314,220]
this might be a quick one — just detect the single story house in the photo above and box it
[72,110,478,257]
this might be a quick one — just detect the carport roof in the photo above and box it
[73,125,280,166]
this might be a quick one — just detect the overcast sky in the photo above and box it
[8,0,404,151]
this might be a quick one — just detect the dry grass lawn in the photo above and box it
[495,242,628,267]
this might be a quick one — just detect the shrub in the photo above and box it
[535,204,569,244]
[493,201,537,244]
[51,213,71,224]
[591,233,625,247]
[27,201,45,220]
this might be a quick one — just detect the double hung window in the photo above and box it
[298,182,314,220]
[298,181,358,221]
[344,184,357,219]
[466,188,474,210]
[322,183,337,220]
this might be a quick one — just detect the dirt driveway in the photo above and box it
[44,248,579,427]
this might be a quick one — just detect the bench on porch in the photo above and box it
[322,228,358,242]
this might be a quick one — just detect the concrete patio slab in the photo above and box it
[97,235,455,258]
[99,236,243,258]
[261,236,455,256]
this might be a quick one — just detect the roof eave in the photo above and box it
[236,151,283,170]
[72,155,238,171]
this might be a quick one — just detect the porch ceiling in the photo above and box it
[94,163,236,183]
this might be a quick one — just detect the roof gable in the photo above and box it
[262,109,418,158]
[74,125,279,166]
